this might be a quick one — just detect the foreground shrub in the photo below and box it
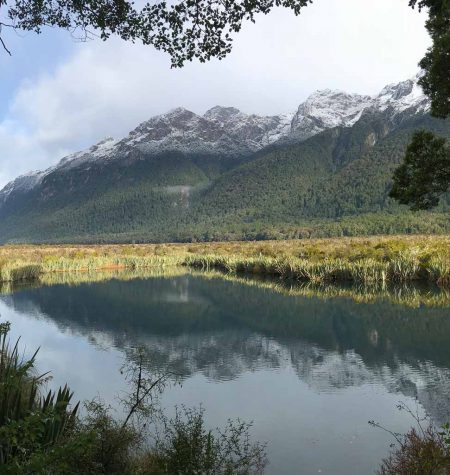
[0,322,267,474]
[378,425,450,474]
[0,321,79,471]
[373,403,450,475]
[148,406,267,475]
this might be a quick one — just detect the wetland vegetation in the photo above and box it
[0,235,449,289]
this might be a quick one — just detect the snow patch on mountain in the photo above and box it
[374,74,430,114]
[124,106,296,157]
[289,74,429,142]
[290,90,372,141]
[0,74,430,203]
[0,171,45,203]
[59,137,118,169]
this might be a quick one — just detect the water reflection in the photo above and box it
[2,274,450,424]
[0,273,450,474]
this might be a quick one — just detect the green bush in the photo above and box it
[149,406,267,475]
[0,323,267,474]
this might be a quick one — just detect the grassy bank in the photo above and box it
[0,235,449,287]
[0,244,186,283]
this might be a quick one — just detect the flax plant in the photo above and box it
[0,322,78,466]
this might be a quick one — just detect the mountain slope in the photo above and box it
[0,75,449,244]
[191,113,450,234]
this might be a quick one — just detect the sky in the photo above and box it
[0,0,431,188]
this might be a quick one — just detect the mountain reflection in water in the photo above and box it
[1,274,450,474]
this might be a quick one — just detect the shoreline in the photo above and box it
[0,235,449,288]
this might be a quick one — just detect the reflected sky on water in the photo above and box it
[1,274,450,474]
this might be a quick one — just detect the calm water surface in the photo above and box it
[1,274,450,474]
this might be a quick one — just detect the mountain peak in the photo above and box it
[375,76,428,113]
[291,89,372,139]
[308,88,363,98]
[165,107,196,118]
[204,106,242,123]
[0,73,431,203]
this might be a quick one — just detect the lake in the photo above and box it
[1,272,450,474]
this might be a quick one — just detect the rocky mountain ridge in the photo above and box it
[0,74,429,206]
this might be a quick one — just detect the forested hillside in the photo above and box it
[1,77,449,244]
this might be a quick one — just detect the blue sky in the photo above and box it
[0,29,73,116]
[0,0,431,188]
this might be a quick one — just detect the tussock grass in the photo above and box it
[180,235,450,286]
[0,235,449,287]
[0,245,186,284]
[184,251,449,286]
[0,261,42,282]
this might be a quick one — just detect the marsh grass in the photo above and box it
[0,261,42,283]
[184,250,449,286]
[0,235,449,287]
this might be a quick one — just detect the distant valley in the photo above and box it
[1,74,449,243]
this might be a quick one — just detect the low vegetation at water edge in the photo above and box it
[0,235,449,287]
[0,323,267,474]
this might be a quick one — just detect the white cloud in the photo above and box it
[0,0,430,187]
[0,120,51,186]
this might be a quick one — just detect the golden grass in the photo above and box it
[0,235,449,286]
[182,235,450,286]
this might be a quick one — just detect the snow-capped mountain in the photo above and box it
[375,75,429,113]
[124,106,295,157]
[289,73,429,142]
[290,90,372,141]
[0,74,430,204]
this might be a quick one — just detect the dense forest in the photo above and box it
[0,110,449,244]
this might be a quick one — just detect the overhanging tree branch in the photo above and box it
[1,0,313,67]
